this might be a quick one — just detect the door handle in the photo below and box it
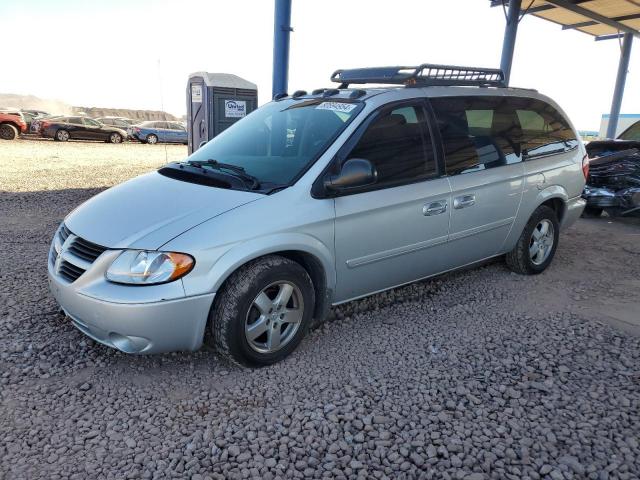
[423,201,447,216]
[453,194,476,209]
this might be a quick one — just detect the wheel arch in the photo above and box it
[501,186,568,253]
[198,235,336,326]
[535,185,568,224]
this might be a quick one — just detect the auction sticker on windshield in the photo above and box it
[316,102,358,113]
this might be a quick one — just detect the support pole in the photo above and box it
[500,0,522,85]
[272,0,292,99]
[606,33,633,138]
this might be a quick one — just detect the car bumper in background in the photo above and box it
[48,267,215,354]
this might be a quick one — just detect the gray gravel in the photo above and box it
[1,139,640,479]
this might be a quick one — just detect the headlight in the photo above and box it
[106,250,194,285]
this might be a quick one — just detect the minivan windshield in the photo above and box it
[186,99,363,187]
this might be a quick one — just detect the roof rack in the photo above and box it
[330,64,506,88]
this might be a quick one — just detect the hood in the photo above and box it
[65,171,263,249]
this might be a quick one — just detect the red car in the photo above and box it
[0,111,27,140]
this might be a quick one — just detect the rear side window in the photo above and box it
[68,117,83,125]
[512,98,578,157]
[430,96,522,176]
[348,104,436,186]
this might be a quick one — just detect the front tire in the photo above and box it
[0,124,18,140]
[210,255,315,367]
[146,134,158,145]
[506,205,559,275]
[109,132,123,144]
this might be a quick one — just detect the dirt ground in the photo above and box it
[1,138,639,480]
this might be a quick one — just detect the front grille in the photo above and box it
[51,223,108,283]
[68,236,107,262]
[58,260,85,283]
[59,224,70,242]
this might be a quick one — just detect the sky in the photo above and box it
[1,0,638,131]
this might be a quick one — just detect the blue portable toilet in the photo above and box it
[186,72,258,154]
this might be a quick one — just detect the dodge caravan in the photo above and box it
[48,64,587,366]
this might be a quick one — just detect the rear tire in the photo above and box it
[506,205,559,275]
[0,124,18,140]
[146,134,158,145]
[210,255,315,367]
[55,129,70,142]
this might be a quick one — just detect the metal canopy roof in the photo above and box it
[498,0,640,40]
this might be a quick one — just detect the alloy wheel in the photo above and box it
[244,281,304,354]
[529,219,555,265]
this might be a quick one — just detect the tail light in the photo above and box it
[582,154,590,180]
[134,127,140,134]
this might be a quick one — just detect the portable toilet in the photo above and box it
[186,72,258,154]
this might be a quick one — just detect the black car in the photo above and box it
[40,116,127,143]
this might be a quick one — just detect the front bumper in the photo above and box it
[562,195,586,230]
[48,259,215,354]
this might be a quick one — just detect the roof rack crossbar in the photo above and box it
[330,64,506,88]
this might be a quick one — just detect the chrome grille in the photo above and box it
[50,223,108,283]
[58,260,85,283]
[68,236,107,263]
[59,224,70,242]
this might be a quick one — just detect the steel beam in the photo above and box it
[272,0,293,99]
[606,33,634,138]
[563,13,640,30]
[500,0,522,85]
[595,33,625,42]
[544,0,640,38]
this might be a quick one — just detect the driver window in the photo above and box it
[348,104,436,187]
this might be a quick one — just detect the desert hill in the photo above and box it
[0,93,177,121]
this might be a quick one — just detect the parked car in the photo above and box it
[31,114,61,134]
[129,121,188,144]
[18,111,42,130]
[581,119,640,217]
[40,116,127,143]
[0,111,27,140]
[48,64,587,367]
[96,116,137,131]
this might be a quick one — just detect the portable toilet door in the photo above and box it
[186,75,209,154]
[187,72,258,154]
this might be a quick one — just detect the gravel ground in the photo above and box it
[1,139,640,480]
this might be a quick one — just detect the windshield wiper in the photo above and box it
[188,159,260,190]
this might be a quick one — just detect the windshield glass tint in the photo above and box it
[187,99,362,185]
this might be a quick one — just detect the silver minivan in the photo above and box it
[48,64,587,366]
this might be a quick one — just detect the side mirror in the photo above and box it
[324,158,377,192]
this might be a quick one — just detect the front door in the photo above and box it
[83,118,106,140]
[430,96,525,265]
[333,101,452,302]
